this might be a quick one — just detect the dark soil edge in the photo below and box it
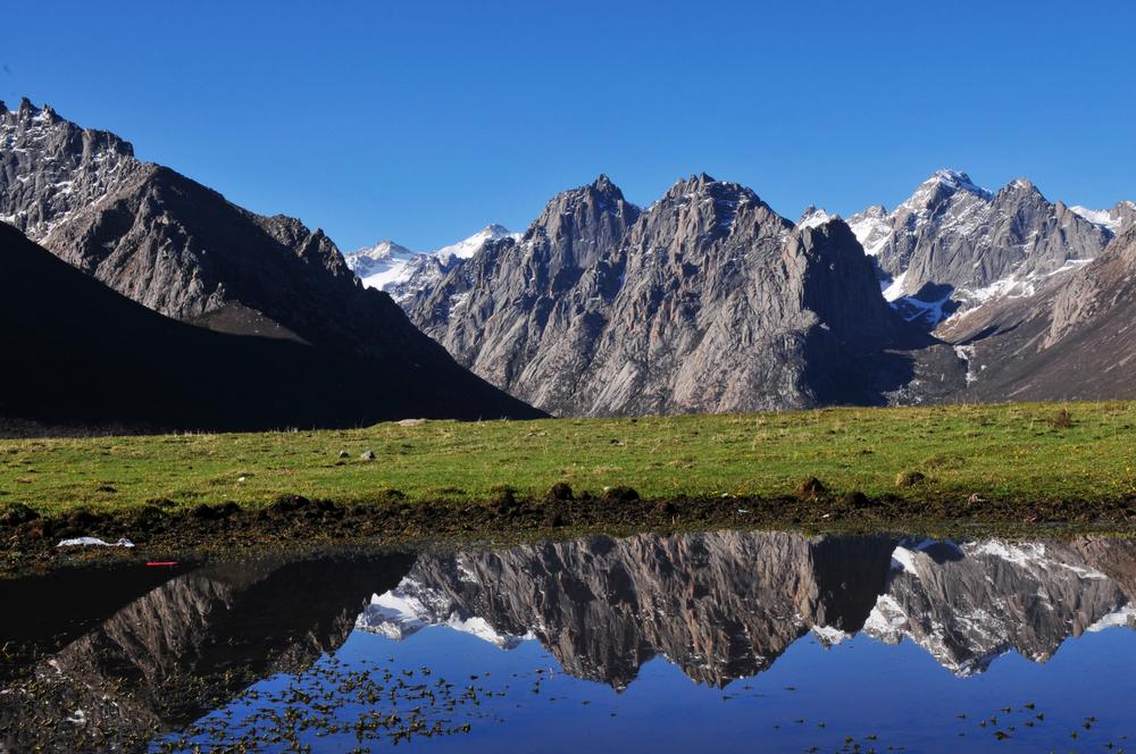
[4,486,1136,577]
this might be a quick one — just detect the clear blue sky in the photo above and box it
[4,0,1133,251]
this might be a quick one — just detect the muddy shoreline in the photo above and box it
[4,485,1136,576]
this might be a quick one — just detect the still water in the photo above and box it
[2,531,1135,752]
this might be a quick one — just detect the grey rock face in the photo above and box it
[1107,200,1136,234]
[408,174,915,416]
[0,98,136,240]
[936,226,1136,401]
[848,170,1114,306]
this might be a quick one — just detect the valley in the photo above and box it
[4,4,1136,751]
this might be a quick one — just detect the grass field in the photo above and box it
[1,401,1134,516]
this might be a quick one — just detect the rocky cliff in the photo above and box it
[864,539,1136,675]
[408,174,933,415]
[847,170,1117,321]
[934,226,1136,401]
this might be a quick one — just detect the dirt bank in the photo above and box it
[4,484,1136,576]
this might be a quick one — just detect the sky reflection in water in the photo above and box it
[2,531,1134,753]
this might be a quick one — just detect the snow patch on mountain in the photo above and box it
[433,223,518,262]
[355,578,532,649]
[345,224,518,302]
[847,205,891,256]
[344,240,418,290]
[797,206,836,229]
[811,624,852,647]
[1070,201,1136,235]
[1086,605,1136,632]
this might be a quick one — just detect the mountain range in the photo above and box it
[2,96,1134,426]
[0,98,542,429]
[344,224,519,302]
[397,170,1135,415]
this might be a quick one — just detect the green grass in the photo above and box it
[2,402,1135,516]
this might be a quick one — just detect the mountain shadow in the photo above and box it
[0,223,543,431]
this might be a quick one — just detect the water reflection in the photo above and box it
[1,533,1134,752]
[358,532,895,688]
[0,554,413,752]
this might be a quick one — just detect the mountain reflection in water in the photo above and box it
[1,532,1134,753]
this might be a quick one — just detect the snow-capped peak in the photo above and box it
[899,169,992,213]
[847,204,893,257]
[433,224,519,262]
[350,240,415,262]
[927,168,985,192]
[355,579,531,649]
[797,206,837,229]
[343,240,419,289]
[345,224,517,300]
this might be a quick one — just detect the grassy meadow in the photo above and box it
[1,402,1134,517]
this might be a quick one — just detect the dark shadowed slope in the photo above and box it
[0,223,542,430]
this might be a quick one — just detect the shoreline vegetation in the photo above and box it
[2,401,1135,572]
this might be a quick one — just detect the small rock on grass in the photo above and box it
[896,470,927,488]
[360,450,376,461]
[796,477,827,500]
[547,482,573,501]
[841,491,874,509]
[0,502,39,527]
[602,486,639,503]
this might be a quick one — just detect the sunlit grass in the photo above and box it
[1,401,1134,515]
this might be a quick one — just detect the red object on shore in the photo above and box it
[145,561,178,567]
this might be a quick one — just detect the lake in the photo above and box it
[2,531,1134,752]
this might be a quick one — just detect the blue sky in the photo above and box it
[4,1,1133,251]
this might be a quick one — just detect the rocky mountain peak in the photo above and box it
[590,173,620,194]
[1,99,138,239]
[664,172,745,198]
[482,222,512,236]
[407,172,915,416]
[996,176,1044,201]
[798,206,837,229]
[928,168,987,194]
[859,169,1116,315]
[1,103,542,422]
[899,168,991,215]
[353,239,415,261]
[525,175,640,252]
[650,174,777,242]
